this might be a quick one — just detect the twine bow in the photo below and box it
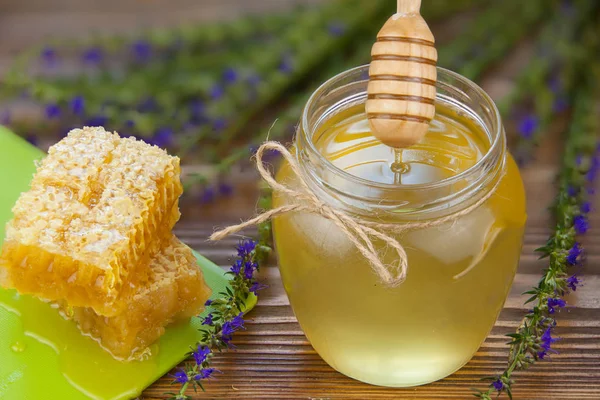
[210,141,502,287]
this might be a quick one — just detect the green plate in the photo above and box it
[0,126,256,400]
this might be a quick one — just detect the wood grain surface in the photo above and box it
[1,1,598,399]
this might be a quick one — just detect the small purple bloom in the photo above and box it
[573,215,589,234]
[247,74,261,86]
[223,68,238,84]
[190,100,205,117]
[249,281,267,295]
[137,97,158,113]
[588,188,596,195]
[41,47,57,66]
[213,118,227,132]
[554,97,569,113]
[45,103,61,119]
[581,202,592,214]
[567,275,581,292]
[328,21,347,36]
[566,243,581,265]
[25,135,38,146]
[547,297,566,314]
[200,186,215,204]
[231,312,245,330]
[576,154,583,166]
[518,115,538,139]
[218,182,233,196]
[173,369,189,384]
[538,325,558,359]
[132,40,152,62]
[1,110,10,125]
[278,55,294,74]
[205,299,213,306]
[202,313,214,326]
[237,240,256,257]
[192,345,211,365]
[548,75,562,93]
[153,127,173,148]
[210,85,224,100]
[125,119,135,128]
[244,261,257,280]
[221,313,245,338]
[194,368,215,380]
[85,115,108,126]
[492,379,504,391]
[70,96,85,116]
[230,259,243,275]
[567,185,579,197]
[82,47,103,65]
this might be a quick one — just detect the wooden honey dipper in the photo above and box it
[366,0,438,148]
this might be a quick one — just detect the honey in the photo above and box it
[272,67,526,387]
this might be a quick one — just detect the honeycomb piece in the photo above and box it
[0,127,183,316]
[58,236,212,360]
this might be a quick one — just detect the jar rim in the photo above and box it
[300,64,504,194]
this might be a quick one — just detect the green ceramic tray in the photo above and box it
[0,126,255,400]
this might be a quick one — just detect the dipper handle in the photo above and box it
[366,0,438,148]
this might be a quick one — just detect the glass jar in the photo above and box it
[272,66,526,387]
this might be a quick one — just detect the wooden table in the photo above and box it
[1,1,599,399]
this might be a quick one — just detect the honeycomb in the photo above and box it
[58,236,212,360]
[0,127,183,316]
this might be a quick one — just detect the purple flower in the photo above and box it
[249,281,267,295]
[132,40,152,62]
[1,110,10,125]
[237,240,256,258]
[45,103,61,119]
[230,259,243,275]
[125,119,135,128]
[554,97,569,113]
[573,215,589,234]
[210,85,224,100]
[492,379,504,391]
[279,56,294,74]
[205,299,213,306]
[547,297,566,314]
[244,261,257,280]
[194,368,215,380]
[538,326,558,359]
[190,100,204,117]
[567,275,581,292]
[518,115,538,139]
[576,154,583,167]
[328,22,347,36]
[25,135,38,146]
[82,47,103,65]
[137,97,158,113]
[566,243,581,265]
[221,312,245,338]
[567,185,579,197]
[200,187,215,204]
[223,68,238,84]
[153,127,173,148]
[70,96,85,116]
[41,47,57,66]
[218,182,233,196]
[173,369,189,384]
[202,313,214,326]
[192,345,211,365]
[581,202,592,214]
[85,115,108,126]
[588,188,596,195]
[213,118,227,132]
[247,74,261,86]
[548,75,562,93]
